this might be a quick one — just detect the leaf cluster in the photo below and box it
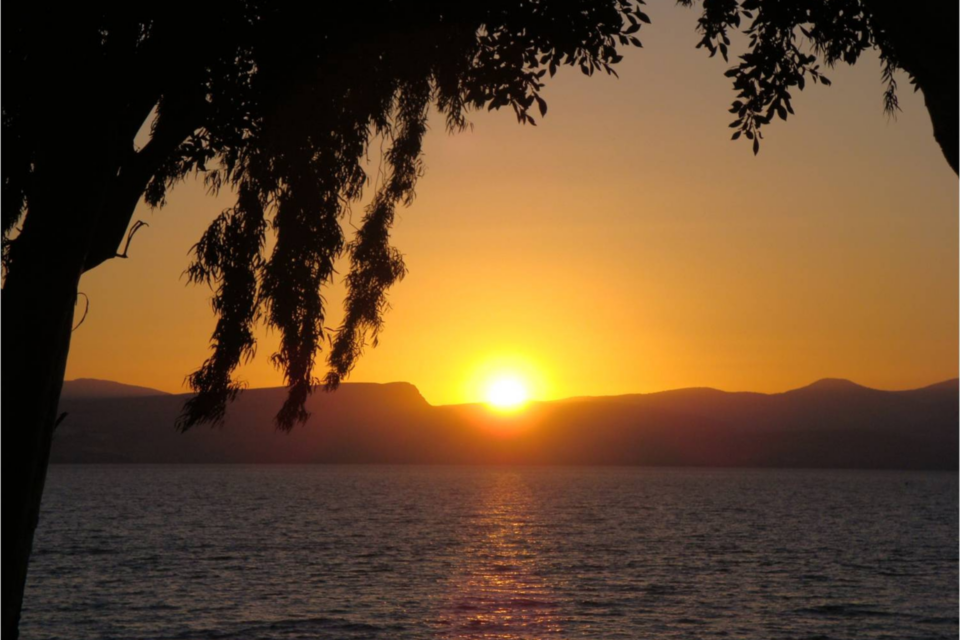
[681,0,903,154]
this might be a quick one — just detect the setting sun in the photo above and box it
[485,376,529,411]
[464,353,548,408]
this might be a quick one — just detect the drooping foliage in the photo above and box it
[681,0,917,155]
[173,2,656,431]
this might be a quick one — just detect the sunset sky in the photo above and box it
[64,6,958,406]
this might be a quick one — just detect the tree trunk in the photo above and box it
[2,262,83,638]
[869,0,958,174]
[1,81,175,637]
[2,159,105,637]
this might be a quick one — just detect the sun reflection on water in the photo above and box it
[434,472,563,638]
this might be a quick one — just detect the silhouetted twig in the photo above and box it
[117,220,149,259]
[72,293,90,332]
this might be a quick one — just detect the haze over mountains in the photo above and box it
[53,378,958,469]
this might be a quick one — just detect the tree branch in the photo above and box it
[82,97,204,273]
[71,292,90,332]
[116,220,149,259]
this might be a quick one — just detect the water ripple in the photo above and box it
[22,465,958,640]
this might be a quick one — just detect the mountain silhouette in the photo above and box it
[795,378,869,392]
[61,378,170,399]
[51,379,958,469]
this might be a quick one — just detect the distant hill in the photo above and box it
[61,378,170,399]
[51,379,958,469]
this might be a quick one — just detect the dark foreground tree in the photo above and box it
[3,1,955,636]
[3,3,646,635]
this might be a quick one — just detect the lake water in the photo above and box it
[21,465,958,639]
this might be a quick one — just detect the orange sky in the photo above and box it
[65,6,958,405]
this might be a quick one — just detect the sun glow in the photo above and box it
[464,353,548,411]
[485,376,529,411]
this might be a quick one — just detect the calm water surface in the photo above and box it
[22,466,958,639]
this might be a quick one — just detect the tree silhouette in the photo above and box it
[3,1,954,636]
[683,0,956,170]
[3,2,646,635]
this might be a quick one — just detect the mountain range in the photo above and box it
[52,378,958,469]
